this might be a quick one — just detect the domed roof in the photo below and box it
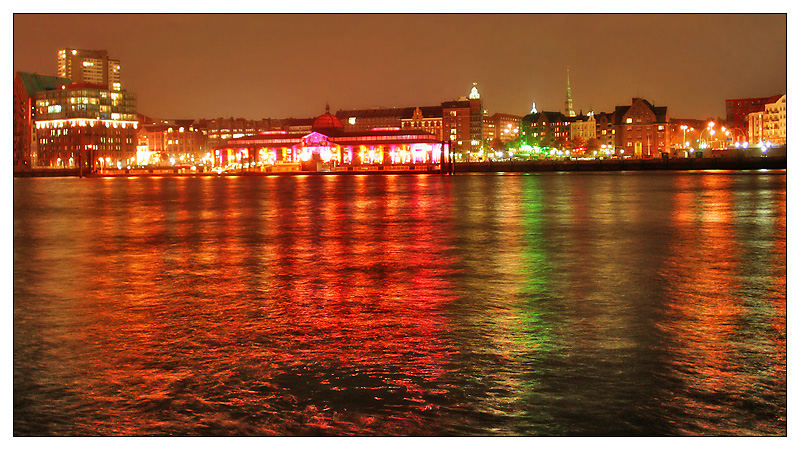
[312,113,343,131]
[312,103,344,131]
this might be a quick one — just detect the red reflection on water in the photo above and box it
[28,176,460,435]
[662,174,784,435]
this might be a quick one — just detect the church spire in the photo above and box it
[564,67,576,117]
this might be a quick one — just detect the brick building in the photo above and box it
[613,98,670,157]
[14,72,72,169]
[725,95,782,134]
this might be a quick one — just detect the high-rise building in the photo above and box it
[57,48,122,91]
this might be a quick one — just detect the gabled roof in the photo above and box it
[16,72,72,96]
[614,99,669,124]
[522,111,572,124]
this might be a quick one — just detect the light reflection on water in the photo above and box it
[13,171,786,436]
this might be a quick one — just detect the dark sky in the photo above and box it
[13,13,786,120]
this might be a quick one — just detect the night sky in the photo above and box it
[13,13,786,121]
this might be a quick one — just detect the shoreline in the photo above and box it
[13,155,787,178]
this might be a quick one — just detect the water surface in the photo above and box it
[13,171,786,436]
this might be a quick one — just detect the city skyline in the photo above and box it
[13,13,787,120]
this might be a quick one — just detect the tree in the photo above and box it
[586,138,600,153]
[570,136,586,152]
[555,134,570,150]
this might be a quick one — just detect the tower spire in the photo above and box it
[564,67,576,117]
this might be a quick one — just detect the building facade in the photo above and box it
[14,72,72,169]
[748,94,786,146]
[520,110,573,149]
[593,111,616,149]
[486,113,521,144]
[136,117,209,165]
[569,112,596,141]
[32,82,138,168]
[400,106,444,140]
[216,110,448,168]
[58,48,122,91]
[613,98,670,157]
[725,95,782,134]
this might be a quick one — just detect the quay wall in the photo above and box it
[13,156,787,178]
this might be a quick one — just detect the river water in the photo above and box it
[13,171,786,436]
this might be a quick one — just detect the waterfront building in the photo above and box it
[593,111,616,149]
[486,113,521,144]
[747,111,764,146]
[216,107,447,168]
[748,94,786,147]
[136,117,209,165]
[336,105,440,135]
[13,72,72,169]
[520,110,574,149]
[400,106,444,140]
[441,83,483,158]
[57,48,122,91]
[613,98,670,157]
[569,112,596,141]
[337,105,443,139]
[763,94,786,146]
[31,81,138,168]
[194,117,282,151]
[725,95,782,135]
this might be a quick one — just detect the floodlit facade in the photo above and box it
[217,109,448,169]
[569,112,596,141]
[747,94,786,147]
[32,83,138,168]
[763,94,786,146]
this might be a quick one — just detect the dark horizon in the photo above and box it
[13,13,787,120]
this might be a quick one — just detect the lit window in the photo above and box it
[626,118,633,123]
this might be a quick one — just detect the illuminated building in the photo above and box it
[14,72,72,169]
[725,95,781,134]
[334,105,443,140]
[613,98,670,157]
[520,110,574,149]
[194,117,312,151]
[484,113,522,143]
[57,48,122,91]
[440,83,484,157]
[593,111,616,149]
[748,94,786,147]
[400,107,443,140]
[569,112,596,141]
[763,94,786,146]
[216,107,448,169]
[136,116,208,165]
[32,82,138,168]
